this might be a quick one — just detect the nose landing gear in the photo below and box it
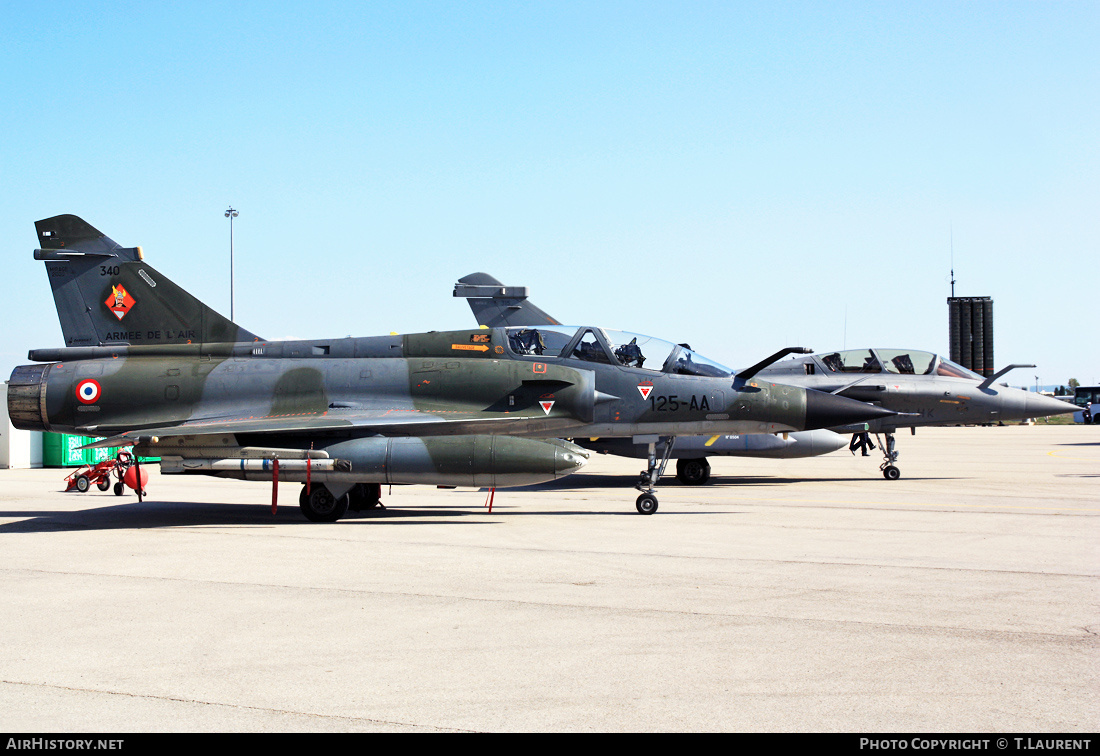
[634,436,676,514]
[851,431,902,479]
[879,432,900,480]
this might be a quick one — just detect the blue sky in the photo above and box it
[2,1,1097,388]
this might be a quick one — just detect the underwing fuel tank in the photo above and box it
[172,435,590,489]
[580,429,848,460]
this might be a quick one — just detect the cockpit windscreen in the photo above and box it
[935,358,982,380]
[666,346,733,377]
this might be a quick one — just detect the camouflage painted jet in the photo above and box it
[8,215,895,519]
[454,273,1077,482]
[454,273,852,484]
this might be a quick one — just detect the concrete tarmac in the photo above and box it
[0,425,1096,732]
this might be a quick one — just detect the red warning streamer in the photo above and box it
[271,458,279,515]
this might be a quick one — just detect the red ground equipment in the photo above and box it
[63,450,145,496]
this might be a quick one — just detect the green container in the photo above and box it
[42,433,159,467]
[42,433,86,467]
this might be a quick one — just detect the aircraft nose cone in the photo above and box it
[803,389,896,431]
[1025,393,1078,418]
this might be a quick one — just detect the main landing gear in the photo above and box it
[635,437,675,514]
[298,483,383,522]
[347,483,383,512]
[675,457,711,485]
[299,485,349,522]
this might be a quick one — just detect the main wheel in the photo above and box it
[299,485,350,523]
[74,475,90,493]
[635,493,659,515]
[97,479,111,491]
[676,458,711,485]
[883,465,901,480]
[347,482,382,511]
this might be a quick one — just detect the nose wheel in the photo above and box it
[636,493,659,514]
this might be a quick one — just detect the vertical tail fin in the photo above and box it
[34,214,262,346]
[452,272,560,328]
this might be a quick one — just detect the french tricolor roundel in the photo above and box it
[637,381,654,400]
[76,379,102,404]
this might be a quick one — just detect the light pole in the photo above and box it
[225,207,238,321]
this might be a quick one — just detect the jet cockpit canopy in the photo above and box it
[504,326,733,377]
[815,348,982,380]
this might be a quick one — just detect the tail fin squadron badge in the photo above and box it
[105,285,135,320]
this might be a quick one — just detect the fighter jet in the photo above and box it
[453,273,852,484]
[453,273,1077,482]
[8,215,895,519]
